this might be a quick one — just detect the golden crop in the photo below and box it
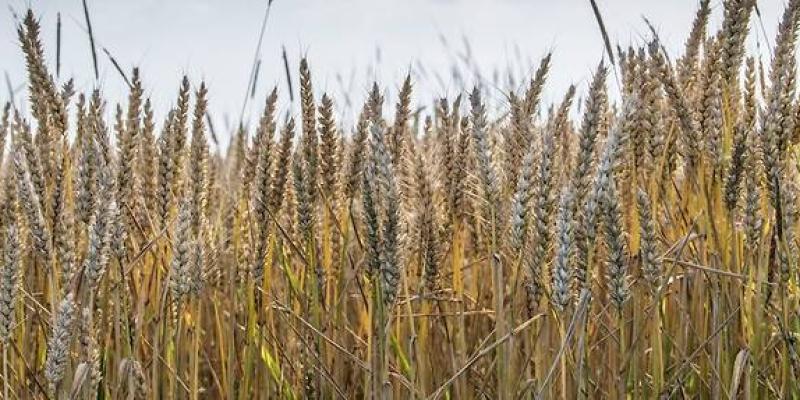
[0,1,798,398]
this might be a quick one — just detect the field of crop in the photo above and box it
[1,0,800,398]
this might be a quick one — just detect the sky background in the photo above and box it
[0,0,787,147]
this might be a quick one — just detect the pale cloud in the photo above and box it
[1,0,784,146]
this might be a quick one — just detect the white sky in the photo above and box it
[0,0,786,146]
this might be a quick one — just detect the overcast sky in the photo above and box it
[0,0,786,146]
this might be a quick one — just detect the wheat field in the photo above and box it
[1,1,800,398]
